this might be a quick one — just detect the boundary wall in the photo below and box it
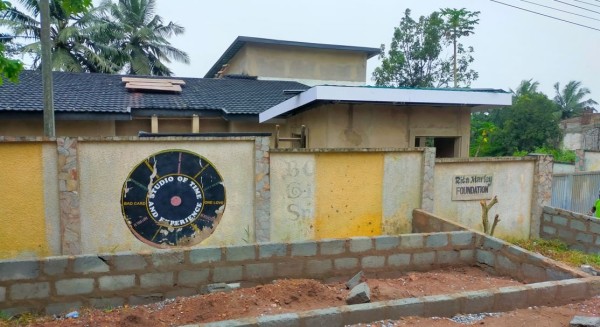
[541,206,600,254]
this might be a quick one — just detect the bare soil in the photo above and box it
[3,265,599,327]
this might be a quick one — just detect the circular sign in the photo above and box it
[121,149,226,248]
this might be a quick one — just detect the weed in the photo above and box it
[507,238,600,269]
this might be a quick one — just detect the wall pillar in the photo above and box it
[575,149,585,172]
[56,137,82,255]
[529,154,553,239]
[254,136,271,242]
[421,147,436,212]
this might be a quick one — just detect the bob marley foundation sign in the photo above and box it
[121,149,226,248]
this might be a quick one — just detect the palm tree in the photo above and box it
[510,79,540,97]
[0,0,118,73]
[102,0,189,76]
[553,81,598,119]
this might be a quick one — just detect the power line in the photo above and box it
[518,0,600,21]
[490,0,600,32]
[554,0,600,15]
[574,0,600,8]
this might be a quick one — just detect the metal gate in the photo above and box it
[552,171,600,214]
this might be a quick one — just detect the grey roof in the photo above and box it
[0,70,310,119]
[204,36,381,78]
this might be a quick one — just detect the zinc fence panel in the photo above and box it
[552,171,600,214]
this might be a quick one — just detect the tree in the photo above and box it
[0,0,117,73]
[510,78,539,97]
[553,80,598,119]
[440,8,480,87]
[0,1,23,84]
[101,0,189,76]
[373,8,478,88]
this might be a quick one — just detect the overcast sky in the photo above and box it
[143,0,599,99]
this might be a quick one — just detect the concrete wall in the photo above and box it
[270,149,425,242]
[433,157,538,239]
[226,43,368,85]
[0,120,116,137]
[541,206,600,254]
[553,163,575,174]
[584,151,600,171]
[284,104,471,156]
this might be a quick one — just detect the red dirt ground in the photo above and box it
[2,265,598,327]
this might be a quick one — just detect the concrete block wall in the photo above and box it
[541,206,600,254]
[0,232,478,315]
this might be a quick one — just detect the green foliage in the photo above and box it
[373,8,478,88]
[512,146,576,163]
[508,238,600,269]
[553,80,597,119]
[60,0,92,14]
[440,8,480,87]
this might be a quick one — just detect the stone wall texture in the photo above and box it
[541,206,600,254]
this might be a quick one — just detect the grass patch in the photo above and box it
[0,311,40,326]
[507,238,600,269]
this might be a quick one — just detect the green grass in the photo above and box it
[507,238,600,269]
[0,311,40,326]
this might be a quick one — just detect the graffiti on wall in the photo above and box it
[283,161,314,221]
[121,149,226,248]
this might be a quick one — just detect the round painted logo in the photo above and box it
[121,149,226,248]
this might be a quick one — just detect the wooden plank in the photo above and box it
[125,83,182,92]
[121,77,186,85]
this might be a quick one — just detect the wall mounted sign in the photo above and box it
[452,174,494,201]
[121,149,226,248]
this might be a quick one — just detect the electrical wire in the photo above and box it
[518,0,600,21]
[553,0,600,15]
[490,0,600,32]
[574,0,600,8]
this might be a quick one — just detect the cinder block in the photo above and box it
[290,241,317,257]
[571,219,587,232]
[99,275,136,291]
[189,247,222,264]
[225,245,256,262]
[570,315,600,327]
[342,302,387,326]
[522,263,547,282]
[590,221,600,234]
[178,269,210,286]
[258,243,287,259]
[113,253,147,271]
[482,237,504,250]
[257,313,300,327]
[346,282,370,304]
[475,250,495,266]
[450,232,473,247]
[388,253,410,267]
[43,256,68,276]
[461,290,494,313]
[543,213,552,222]
[45,301,82,315]
[0,260,40,281]
[459,249,475,262]
[525,282,558,306]
[557,279,588,301]
[558,229,574,239]
[547,268,577,281]
[0,286,5,301]
[140,272,174,288]
[422,294,460,317]
[56,278,94,295]
[245,263,274,280]
[334,258,359,270]
[576,233,594,244]
[496,255,518,273]
[300,308,343,326]
[361,256,385,269]
[320,239,346,255]
[275,261,304,278]
[128,293,164,306]
[197,317,256,327]
[10,282,50,300]
[413,252,435,266]
[349,237,373,253]
[374,236,400,250]
[213,266,243,283]
[73,256,109,274]
[89,297,125,309]
[553,216,568,226]
[493,286,528,311]
[542,226,557,235]
[400,234,423,248]
[437,250,459,265]
[425,233,448,248]
[306,259,332,275]
[152,250,184,267]
[387,297,424,319]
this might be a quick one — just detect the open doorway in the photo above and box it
[415,137,460,158]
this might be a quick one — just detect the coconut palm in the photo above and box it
[510,79,540,97]
[553,81,598,119]
[101,0,189,76]
[0,0,118,72]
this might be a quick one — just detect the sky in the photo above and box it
[140,0,599,99]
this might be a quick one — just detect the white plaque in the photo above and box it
[452,174,494,201]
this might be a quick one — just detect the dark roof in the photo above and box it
[204,36,381,78]
[0,70,310,119]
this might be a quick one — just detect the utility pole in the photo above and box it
[40,0,55,137]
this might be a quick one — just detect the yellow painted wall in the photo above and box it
[315,153,384,238]
[0,143,49,258]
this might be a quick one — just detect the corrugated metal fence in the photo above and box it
[552,171,600,214]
